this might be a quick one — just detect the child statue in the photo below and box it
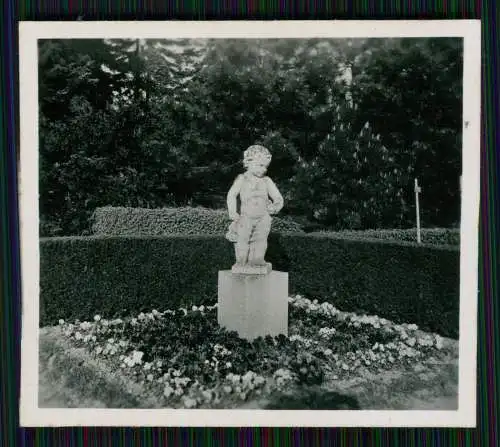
[225,145,284,273]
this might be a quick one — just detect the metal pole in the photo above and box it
[415,178,421,244]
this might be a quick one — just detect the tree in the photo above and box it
[290,100,404,229]
[350,37,463,227]
[38,37,463,235]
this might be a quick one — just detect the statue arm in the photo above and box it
[227,175,243,220]
[266,177,284,214]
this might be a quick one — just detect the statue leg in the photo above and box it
[234,216,253,265]
[249,214,271,266]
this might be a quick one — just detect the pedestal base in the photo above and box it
[231,262,272,275]
[217,270,288,341]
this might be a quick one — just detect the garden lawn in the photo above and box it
[39,296,458,410]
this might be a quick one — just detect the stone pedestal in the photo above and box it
[217,270,288,341]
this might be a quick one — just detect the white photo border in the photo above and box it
[19,20,481,427]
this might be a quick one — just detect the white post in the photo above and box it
[414,178,421,244]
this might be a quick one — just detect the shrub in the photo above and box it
[91,206,304,236]
[40,234,459,337]
[40,235,233,327]
[312,228,460,245]
[280,234,459,338]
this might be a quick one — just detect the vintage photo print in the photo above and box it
[19,20,481,427]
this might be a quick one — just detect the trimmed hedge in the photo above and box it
[312,228,460,245]
[41,235,234,327]
[280,234,459,338]
[91,206,304,236]
[40,234,459,338]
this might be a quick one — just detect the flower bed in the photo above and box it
[50,295,457,409]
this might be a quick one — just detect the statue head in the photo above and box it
[243,145,272,177]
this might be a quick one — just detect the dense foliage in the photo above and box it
[91,206,304,236]
[280,234,459,338]
[39,38,463,236]
[40,234,459,337]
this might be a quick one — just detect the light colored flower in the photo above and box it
[435,335,444,350]
[163,385,174,398]
[406,337,416,347]
[74,332,82,340]
[242,371,255,383]
[174,387,184,396]
[223,386,232,394]
[93,315,101,322]
[58,319,65,325]
[131,350,144,364]
[183,397,197,408]
[79,321,91,330]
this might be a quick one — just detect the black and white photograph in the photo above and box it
[19,21,480,427]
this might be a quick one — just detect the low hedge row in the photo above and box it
[312,228,460,245]
[40,234,460,338]
[91,206,304,236]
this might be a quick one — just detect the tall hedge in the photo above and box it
[40,234,459,338]
[280,234,460,338]
[40,235,233,327]
[91,206,304,236]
